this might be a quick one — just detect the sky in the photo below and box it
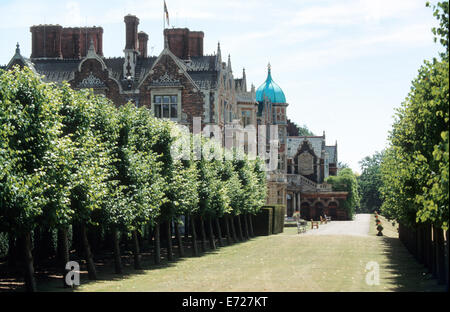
[0,0,443,173]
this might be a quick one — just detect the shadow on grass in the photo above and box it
[0,234,258,292]
[369,216,445,292]
[377,236,445,292]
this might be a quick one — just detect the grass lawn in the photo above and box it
[29,214,443,292]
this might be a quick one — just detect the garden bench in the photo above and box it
[297,219,308,234]
[311,219,319,229]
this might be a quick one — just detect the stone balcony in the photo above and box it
[287,174,332,192]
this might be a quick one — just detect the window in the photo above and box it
[241,110,251,127]
[154,95,178,119]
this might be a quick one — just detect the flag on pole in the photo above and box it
[164,1,170,27]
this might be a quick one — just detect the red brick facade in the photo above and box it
[138,53,204,129]
[71,58,124,106]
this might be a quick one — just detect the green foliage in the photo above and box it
[326,168,360,219]
[196,138,230,218]
[287,120,315,136]
[0,66,70,233]
[380,2,449,230]
[102,104,166,231]
[381,59,449,229]
[58,85,111,226]
[0,66,268,253]
[358,151,384,213]
[427,1,449,59]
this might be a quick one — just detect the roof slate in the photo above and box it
[325,145,337,164]
[287,137,324,158]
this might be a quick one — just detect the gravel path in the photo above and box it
[303,213,371,237]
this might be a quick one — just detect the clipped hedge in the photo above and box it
[253,208,273,236]
[272,205,285,234]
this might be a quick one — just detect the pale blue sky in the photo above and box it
[0,0,443,172]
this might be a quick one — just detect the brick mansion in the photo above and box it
[2,15,349,220]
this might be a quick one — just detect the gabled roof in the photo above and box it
[138,47,201,90]
[5,42,223,93]
[287,136,324,159]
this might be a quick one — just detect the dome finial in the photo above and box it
[267,62,271,72]
[15,42,20,55]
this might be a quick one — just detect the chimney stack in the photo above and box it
[138,31,149,58]
[123,15,140,78]
[163,28,204,59]
[30,25,63,59]
[124,15,139,51]
[188,31,204,57]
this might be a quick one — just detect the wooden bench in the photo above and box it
[311,219,319,229]
[297,219,308,234]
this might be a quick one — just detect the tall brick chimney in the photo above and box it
[60,27,103,59]
[124,15,139,51]
[188,31,204,57]
[123,15,140,78]
[163,28,204,59]
[30,25,63,59]
[138,31,148,58]
[164,28,189,59]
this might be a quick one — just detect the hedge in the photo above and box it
[253,208,273,236]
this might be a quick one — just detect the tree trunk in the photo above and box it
[435,227,445,285]
[431,225,437,278]
[208,216,216,250]
[236,215,244,241]
[112,228,123,274]
[58,227,70,287]
[425,224,433,273]
[174,219,185,257]
[416,225,423,264]
[215,218,224,247]
[184,214,189,239]
[81,223,97,280]
[7,232,17,268]
[248,214,254,237]
[243,214,249,240]
[154,224,161,265]
[148,223,153,247]
[190,215,199,256]
[166,221,174,261]
[224,215,232,245]
[230,215,238,243]
[72,222,83,260]
[200,215,208,252]
[445,230,449,290]
[33,228,41,265]
[23,231,37,292]
[132,230,142,269]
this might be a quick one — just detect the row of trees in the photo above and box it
[380,1,448,231]
[0,66,267,291]
[358,2,448,287]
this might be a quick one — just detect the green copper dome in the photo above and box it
[256,64,286,103]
